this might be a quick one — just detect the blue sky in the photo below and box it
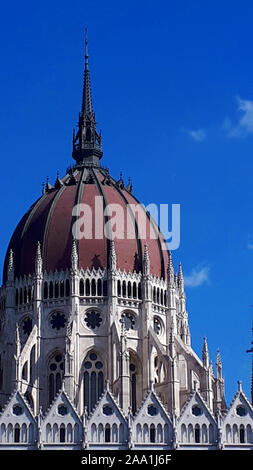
[0,0,253,403]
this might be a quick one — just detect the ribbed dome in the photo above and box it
[3,166,169,283]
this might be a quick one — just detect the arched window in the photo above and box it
[7,424,13,443]
[164,290,167,306]
[97,279,102,296]
[153,287,156,303]
[46,424,52,443]
[188,424,193,443]
[98,424,103,443]
[48,352,64,405]
[156,288,160,304]
[19,288,23,305]
[194,424,200,443]
[117,280,121,297]
[240,425,245,444]
[0,423,6,443]
[83,351,104,414]
[67,424,73,443]
[43,282,48,300]
[79,279,84,296]
[157,423,163,443]
[209,423,214,443]
[60,281,64,298]
[60,424,65,443]
[226,424,231,443]
[127,281,132,298]
[49,281,54,299]
[150,424,156,443]
[133,282,137,299]
[122,281,126,297]
[138,283,142,300]
[202,424,208,443]
[181,424,187,443]
[14,424,20,443]
[112,423,118,443]
[21,424,27,443]
[55,281,59,298]
[136,423,142,443]
[232,424,238,443]
[91,423,97,443]
[53,424,58,442]
[91,279,96,296]
[246,424,252,443]
[85,279,90,296]
[103,280,107,296]
[143,424,149,443]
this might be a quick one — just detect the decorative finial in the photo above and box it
[143,244,150,276]
[109,239,117,271]
[178,263,184,293]
[35,241,42,276]
[71,238,79,272]
[167,251,174,286]
[202,337,209,368]
[72,31,103,166]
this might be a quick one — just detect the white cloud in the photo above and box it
[226,97,253,138]
[187,129,206,142]
[184,265,210,288]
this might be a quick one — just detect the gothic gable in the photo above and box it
[87,388,128,447]
[178,390,217,445]
[131,388,172,447]
[41,389,82,447]
[222,384,253,446]
[0,389,37,446]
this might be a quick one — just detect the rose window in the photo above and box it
[84,310,102,329]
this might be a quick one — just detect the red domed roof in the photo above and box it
[3,167,169,282]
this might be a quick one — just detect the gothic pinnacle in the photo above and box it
[143,244,150,275]
[7,249,14,280]
[202,337,209,368]
[167,251,174,285]
[72,31,103,166]
[178,262,184,292]
[109,239,117,271]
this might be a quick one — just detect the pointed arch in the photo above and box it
[83,349,104,414]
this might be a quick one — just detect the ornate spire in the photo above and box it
[143,244,150,276]
[71,238,79,273]
[109,239,117,271]
[72,30,103,166]
[35,241,42,276]
[216,348,222,379]
[202,337,209,368]
[167,251,174,286]
[7,249,14,281]
[178,262,184,293]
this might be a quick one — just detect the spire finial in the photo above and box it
[72,31,103,166]
[7,248,14,281]
[202,336,209,368]
[85,27,88,68]
[167,251,174,285]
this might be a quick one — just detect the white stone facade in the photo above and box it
[0,242,252,450]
